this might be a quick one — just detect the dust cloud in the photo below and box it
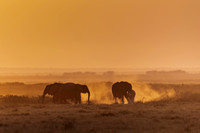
[81,82,176,104]
[3,82,200,104]
[133,83,176,103]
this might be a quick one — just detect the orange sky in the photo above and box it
[0,0,200,68]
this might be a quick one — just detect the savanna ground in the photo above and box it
[1,82,200,133]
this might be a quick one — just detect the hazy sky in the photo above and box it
[0,0,200,68]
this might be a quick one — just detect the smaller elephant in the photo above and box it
[112,81,136,104]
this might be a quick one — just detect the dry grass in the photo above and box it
[0,95,52,104]
[0,82,200,132]
[0,102,200,133]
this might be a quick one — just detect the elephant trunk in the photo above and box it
[87,91,90,104]
[42,92,46,104]
[128,90,135,104]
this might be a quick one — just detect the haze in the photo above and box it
[0,0,200,68]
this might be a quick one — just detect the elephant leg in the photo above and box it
[54,93,62,104]
[74,97,78,104]
[125,94,130,104]
[58,97,62,104]
[63,97,67,104]
[64,98,68,104]
[73,96,77,104]
[74,93,81,104]
[121,97,124,104]
[53,95,59,104]
[114,97,118,104]
[52,96,55,103]
[76,98,81,104]
[61,98,66,104]
[78,94,81,104]
[73,98,76,104]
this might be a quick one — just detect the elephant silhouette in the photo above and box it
[112,81,135,104]
[42,83,90,104]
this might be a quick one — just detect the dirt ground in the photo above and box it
[1,82,200,132]
[0,101,200,133]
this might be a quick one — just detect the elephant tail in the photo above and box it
[87,91,90,104]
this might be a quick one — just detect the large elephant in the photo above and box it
[54,83,90,104]
[112,81,136,104]
[42,83,90,104]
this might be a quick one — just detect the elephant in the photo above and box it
[54,83,90,104]
[112,81,136,104]
[42,82,90,104]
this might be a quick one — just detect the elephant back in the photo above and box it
[56,83,79,99]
